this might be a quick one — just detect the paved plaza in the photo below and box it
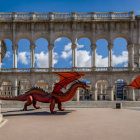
[0,107,140,140]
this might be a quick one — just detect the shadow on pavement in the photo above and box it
[2,109,35,113]
[2,109,75,117]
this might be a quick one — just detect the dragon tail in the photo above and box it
[0,96,26,101]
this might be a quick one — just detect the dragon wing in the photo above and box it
[123,76,140,89]
[53,72,85,94]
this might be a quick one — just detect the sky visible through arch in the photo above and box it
[1,0,140,68]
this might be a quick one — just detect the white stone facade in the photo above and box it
[0,11,139,101]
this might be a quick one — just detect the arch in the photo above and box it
[17,39,31,68]
[112,34,129,43]
[34,34,49,42]
[35,38,49,68]
[0,35,13,41]
[54,34,72,43]
[77,37,92,67]
[76,34,92,43]
[16,36,32,44]
[95,35,109,43]
[54,37,72,68]
[112,37,128,67]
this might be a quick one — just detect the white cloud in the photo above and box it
[77,44,84,49]
[5,51,10,58]
[57,42,128,67]
[96,54,108,67]
[35,51,58,68]
[112,51,128,66]
[77,50,91,67]
[61,43,85,59]
[18,52,30,65]
[55,38,62,42]
[96,51,128,67]
[64,43,71,51]
[61,51,72,59]
[53,52,58,65]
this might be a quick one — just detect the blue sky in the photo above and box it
[1,0,139,68]
[0,0,140,13]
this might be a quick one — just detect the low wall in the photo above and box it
[1,100,140,108]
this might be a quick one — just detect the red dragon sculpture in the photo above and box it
[123,76,140,89]
[0,72,88,113]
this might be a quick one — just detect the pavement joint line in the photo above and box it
[0,119,8,128]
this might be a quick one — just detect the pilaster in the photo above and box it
[128,87,135,101]
[127,44,134,70]
[48,43,54,71]
[12,44,18,69]
[90,43,96,69]
[108,43,113,68]
[108,86,114,101]
[91,85,98,101]
[30,43,36,68]
[13,79,18,96]
[76,88,80,101]
[72,43,77,68]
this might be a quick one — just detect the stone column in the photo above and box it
[30,43,36,68]
[12,44,18,68]
[127,44,134,70]
[76,88,80,101]
[91,43,96,69]
[91,85,98,101]
[72,43,77,68]
[13,79,18,96]
[108,43,113,68]
[108,86,114,101]
[48,43,54,71]
[128,87,135,101]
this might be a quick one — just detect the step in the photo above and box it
[1,100,140,108]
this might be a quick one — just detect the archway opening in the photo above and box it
[35,38,48,68]
[35,80,48,92]
[2,39,13,68]
[18,79,31,95]
[80,79,91,101]
[96,39,108,67]
[54,37,72,68]
[96,80,108,100]
[0,80,12,97]
[113,38,128,67]
[17,39,30,68]
[114,79,127,100]
[77,38,91,67]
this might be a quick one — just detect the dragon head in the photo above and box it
[76,80,89,91]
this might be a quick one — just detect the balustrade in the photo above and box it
[0,67,131,72]
[0,12,134,21]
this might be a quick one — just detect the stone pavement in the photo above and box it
[0,107,140,140]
